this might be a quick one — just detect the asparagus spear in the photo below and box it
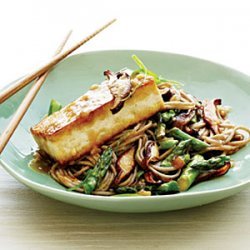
[159,137,178,150]
[116,182,179,195]
[161,139,192,167]
[48,99,62,115]
[155,181,180,195]
[177,155,204,191]
[167,127,208,151]
[190,155,230,171]
[115,186,137,194]
[115,186,152,196]
[172,153,190,169]
[72,147,113,194]
[171,140,191,155]
[155,123,166,139]
[195,162,231,183]
[162,110,176,124]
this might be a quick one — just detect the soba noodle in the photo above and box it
[32,80,250,196]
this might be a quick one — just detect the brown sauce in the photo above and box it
[29,153,51,174]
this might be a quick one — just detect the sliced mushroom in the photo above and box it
[203,99,222,134]
[173,109,196,129]
[195,162,231,183]
[142,141,159,168]
[104,70,132,114]
[114,147,136,185]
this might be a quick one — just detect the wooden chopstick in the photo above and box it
[0,19,116,104]
[0,31,72,154]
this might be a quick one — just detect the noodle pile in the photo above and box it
[33,77,250,196]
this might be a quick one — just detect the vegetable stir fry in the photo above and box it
[31,55,250,196]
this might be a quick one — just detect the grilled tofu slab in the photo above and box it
[31,78,164,164]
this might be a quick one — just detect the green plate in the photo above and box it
[0,50,249,213]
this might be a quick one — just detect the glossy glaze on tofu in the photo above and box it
[31,78,164,164]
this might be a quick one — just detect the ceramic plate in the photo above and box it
[0,50,249,213]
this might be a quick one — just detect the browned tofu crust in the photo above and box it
[31,79,164,164]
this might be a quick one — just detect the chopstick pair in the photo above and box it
[0,19,116,154]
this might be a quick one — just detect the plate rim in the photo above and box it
[0,158,249,201]
[1,49,250,203]
[1,49,250,93]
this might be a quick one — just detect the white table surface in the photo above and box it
[0,0,249,249]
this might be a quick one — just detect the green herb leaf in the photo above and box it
[48,99,62,115]
[131,54,183,88]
